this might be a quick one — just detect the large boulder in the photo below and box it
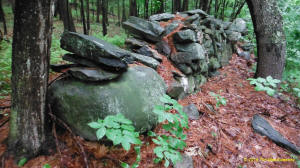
[173,29,196,43]
[48,66,167,141]
[60,32,132,71]
[123,16,165,43]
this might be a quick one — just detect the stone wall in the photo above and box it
[123,9,251,99]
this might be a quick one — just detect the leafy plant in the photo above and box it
[290,152,300,168]
[17,158,27,167]
[88,113,141,151]
[43,164,51,168]
[151,94,189,167]
[247,76,281,96]
[209,91,227,108]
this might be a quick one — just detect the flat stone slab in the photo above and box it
[252,114,300,154]
[123,16,165,43]
[130,52,160,69]
[68,67,121,82]
[149,13,175,22]
[61,32,131,71]
[183,9,208,17]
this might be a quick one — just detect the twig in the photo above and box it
[0,106,11,110]
[0,118,9,128]
[48,104,89,168]
[52,122,63,167]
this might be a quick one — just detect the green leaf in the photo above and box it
[153,146,165,158]
[121,139,131,151]
[266,88,276,96]
[147,131,156,137]
[255,83,265,91]
[160,94,173,104]
[121,162,130,168]
[123,134,141,145]
[114,113,133,124]
[106,129,122,145]
[154,158,162,164]
[257,77,266,83]
[220,98,227,105]
[88,121,103,129]
[104,116,120,128]
[18,158,27,167]
[43,164,51,168]
[164,159,170,167]
[96,127,106,140]
[121,124,135,131]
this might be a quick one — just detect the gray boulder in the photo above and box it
[63,54,101,68]
[156,40,171,56]
[184,14,199,24]
[67,67,121,82]
[167,81,185,100]
[165,22,181,35]
[60,32,131,71]
[48,66,167,141]
[173,29,196,43]
[123,16,165,43]
[252,114,300,154]
[183,104,200,120]
[149,13,175,22]
[225,30,242,42]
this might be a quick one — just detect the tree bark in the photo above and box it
[58,0,76,32]
[121,0,126,22]
[117,0,120,26]
[182,0,189,11]
[0,0,7,35]
[80,0,87,34]
[173,0,181,13]
[102,0,107,35]
[144,0,149,19]
[86,0,90,34]
[199,0,211,14]
[129,0,137,16]
[8,0,54,157]
[246,0,286,79]
[96,0,100,23]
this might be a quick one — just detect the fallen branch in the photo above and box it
[48,104,89,168]
[52,122,63,167]
[0,118,9,128]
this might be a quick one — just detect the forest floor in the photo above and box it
[0,53,300,168]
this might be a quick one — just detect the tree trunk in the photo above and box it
[96,0,100,23]
[199,0,211,14]
[0,0,7,35]
[58,0,76,32]
[8,0,53,158]
[80,0,87,34]
[158,0,164,13]
[246,0,286,79]
[102,0,107,35]
[117,0,121,26]
[86,0,90,34]
[173,0,181,13]
[182,0,189,11]
[129,0,137,16]
[144,0,149,19]
[121,0,126,22]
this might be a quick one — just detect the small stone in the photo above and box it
[155,40,171,56]
[228,18,247,35]
[130,52,160,69]
[165,22,181,35]
[175,43,206,60]
[173,29,196,43]
[183,104,200,120]
[125,38,148,50]
[50,64,79,73]
[68,67,121,82]
[167,82,185,100]
[137,46,162,62]
[184,9,208,17]
[174,154,194,168]
[184,14,199,24]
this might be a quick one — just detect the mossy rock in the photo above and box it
[48,66,167,141]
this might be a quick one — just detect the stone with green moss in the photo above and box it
[48,66,166,141]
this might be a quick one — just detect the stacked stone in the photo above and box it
[52,32,160,82]
[123,9,251,99]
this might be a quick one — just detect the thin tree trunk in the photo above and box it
[182,0,189,11]
[86,0,90,34]
[8,0,54,157]
[96,0,100,23]
[129,0,137,16]
[246,0,286,79]
[58,0,76,32]
[230,0,246,21]
[117,0,121,26]
[80,0,87,34]
[121,0,126,22]
[102,0,107,35]
[144,0,149,19]
[0,0,7,35]
[158,0,164,13]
